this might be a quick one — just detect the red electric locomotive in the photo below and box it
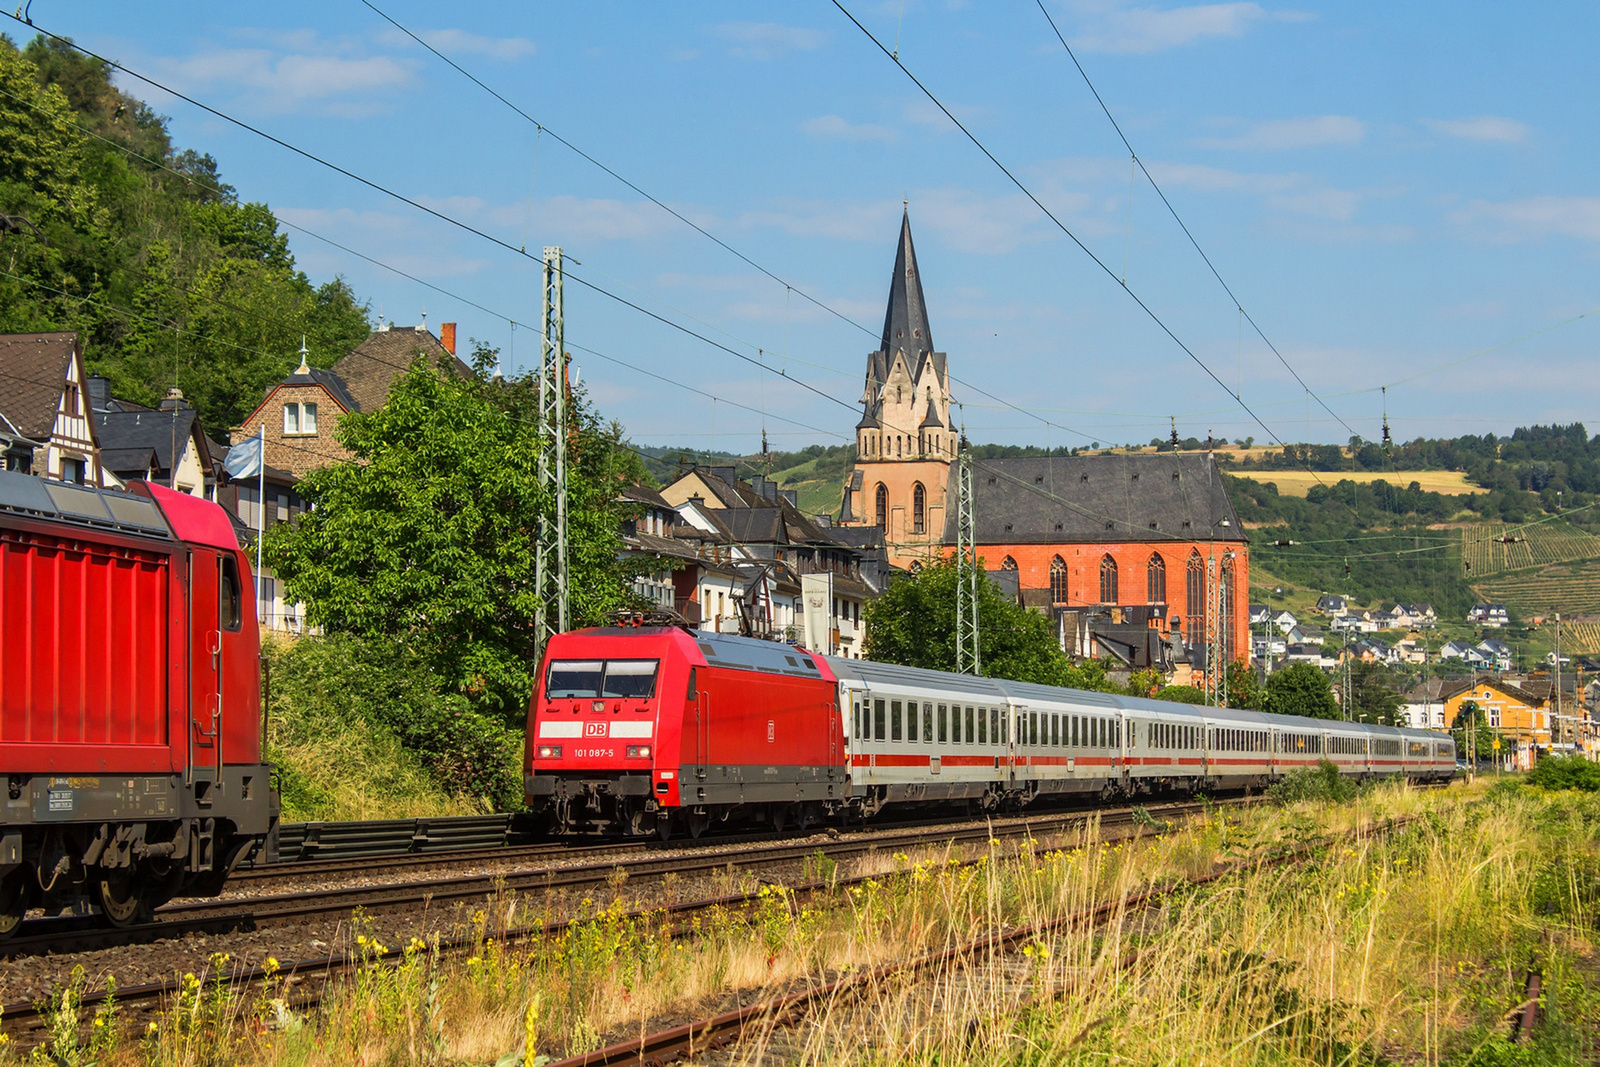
[0,471,278,934]
[525,625,841,837]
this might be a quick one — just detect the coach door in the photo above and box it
[187,549,224,784]
[691,669,710,787]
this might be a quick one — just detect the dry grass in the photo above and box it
[14,780,1598,1066]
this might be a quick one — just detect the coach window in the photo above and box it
[966,707,976,744]
[892,701,903,741]
[908,702,919,742]
[938,705,948,743]
[990,708,1000,746]
[924,703,933,742]
[978,708,987,745]
[852,699,860,740]
[874,699,886,741]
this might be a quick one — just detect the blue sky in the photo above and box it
[32,2,1600,453]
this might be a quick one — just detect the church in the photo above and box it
[840,212,1251,673]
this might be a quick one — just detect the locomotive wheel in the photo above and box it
[686,812,711,840]
[93,871,147,928]
[655,813,673,842]
[0,874,25,940]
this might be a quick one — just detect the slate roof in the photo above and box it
[859,211,946,430]
[944,452,1245,545]
[277,364,359,413]
[0,332,78,439]
[96,407,212,475]
[710,507,787,544]
[330,327,472,413]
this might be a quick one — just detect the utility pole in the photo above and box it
[1555,611,1563,757]
[954,432,980,676]
[536,246,570,656]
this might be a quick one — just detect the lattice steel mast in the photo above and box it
[955,430,980,675]
[537,246,570,654]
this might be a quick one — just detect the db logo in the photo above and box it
[584,722,607,738]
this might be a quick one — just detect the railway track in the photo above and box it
[547,811,1422,1067]
[0,797,1231,1041]
[2,798,1228,960]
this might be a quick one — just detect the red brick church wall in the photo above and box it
[956,540,1251,666]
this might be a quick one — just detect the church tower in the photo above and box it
[840,210,954,567]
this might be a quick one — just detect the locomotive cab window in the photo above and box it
[546,659,658,699]
[220,555,243,631]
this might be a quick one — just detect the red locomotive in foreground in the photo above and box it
[0,471,278,935]
[526,625,1455,837]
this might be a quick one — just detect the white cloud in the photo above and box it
[800,114,899,144]
[1453,197,1600,243]
[1423,116,1529,144]
[379,27,537,61]
[1195,115,1364,150]
[902,98,985,129]
[154,34,414,116]
[712,22,827,60]
[1068,2,1310,54]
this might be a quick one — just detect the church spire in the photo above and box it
[881,208,933,370]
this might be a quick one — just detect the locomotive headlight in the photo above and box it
[537,745,562,759]
[626,745,652,759]
[592,700,606,713]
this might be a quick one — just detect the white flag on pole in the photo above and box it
[224,432,263,480]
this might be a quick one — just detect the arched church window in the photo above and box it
[1001,556,1018,571]
[875,483,888,531]
[1050,556,1068,604]
[1100,555,1119,604]
[896,436,903,458]
[1186,550,1204,639]
[1147,553,1166,604]
[912,483,926,534]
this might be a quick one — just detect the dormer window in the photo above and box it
[283,401,318,435]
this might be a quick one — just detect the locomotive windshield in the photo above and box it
[546,659,659,699]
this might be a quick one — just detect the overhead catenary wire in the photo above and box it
[351,0,1097,447]
[828,2,1323,479]
[1032,0,1360,442]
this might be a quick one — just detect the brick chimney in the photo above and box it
[440,322,457,355]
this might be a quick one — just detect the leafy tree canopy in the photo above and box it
[1265,662,1340,720]
[264,356,649,718]
[0,34,369,429]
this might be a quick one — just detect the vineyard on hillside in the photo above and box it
[1462,522,1600,623]
[1557,622,1600,655]
[1459,522,1600,576]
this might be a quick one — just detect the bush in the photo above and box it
[1268,759,1358,805]
[1526,754,1600,792]
[265,634,523,817]
[1151,685,1208,705]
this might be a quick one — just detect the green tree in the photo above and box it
[1266,662,1339,720]
[863,558,1115,690]
[0,35,370,429]
[264,357,646,718]
[1348,660,1403,725]
[1152,684,1208,705]
[1224,660,1266,710]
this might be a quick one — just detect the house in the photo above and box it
[1476,639,1514,672]
[1394,604,1437,629]
[1272,610,1299,635]
[0,332,106,484]
[1400,678,1449,730]
[1369,609,1400,631]
[1439,639,1474,661]
[1468,603,1511,628]
[619,484,690,613]
[89,381,216,498]
[1249,603,1272,626]
[659,465,872,656]
[1314,594,1348,616]
[1395,638,1428,665]
[1442,679,1552,770]
[1546,650,1572,667]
